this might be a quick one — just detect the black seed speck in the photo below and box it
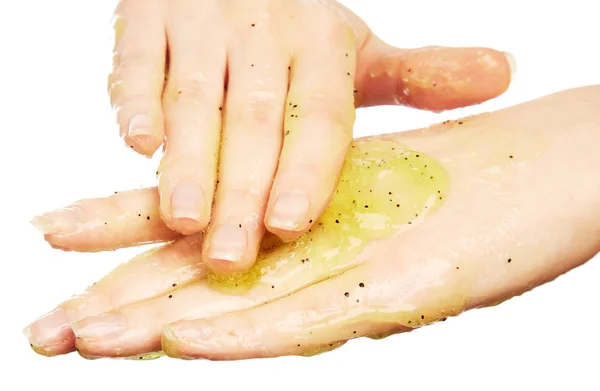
[309,219,313,223]
[509,155,514,159]
[359,282,364,288]
[408,68,412,72]
[456,267,459,270]
[251,23,256,27]
[293,104,297,108]
[344,292,350,297]
[219,107,223,111]
[173,283,177,287]
[364,205,369,208]
[147,216,150,220]
[285,130,290,135]
[168,295,172,298]
[329,344,333,347]
[421,315,424,319]
[104,222,107,225]
[396,204,400,207]
[408,320,412,324]
[238,224,242,228]
[271,285,275,289]
[347,72,351,76]
[297,344,300,347]
[507,258,512,263]
[353,331,356,334]
[138,214,141,217]
[458,121,463,125]
[335,219,339,224]
[353,89,358,94]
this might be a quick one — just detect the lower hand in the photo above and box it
[28,84,597,361]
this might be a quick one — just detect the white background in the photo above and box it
[1,0,599,390]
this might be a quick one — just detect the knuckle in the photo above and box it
[165,75,222,104]
[304,5,351,41]
[235,94,280,125]
[219,182,270,209]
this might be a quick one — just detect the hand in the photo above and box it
[28,84,595,361]
[106,0,514,274]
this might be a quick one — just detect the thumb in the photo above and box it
[354,37,516,111]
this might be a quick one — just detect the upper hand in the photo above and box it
[108,0,514,273]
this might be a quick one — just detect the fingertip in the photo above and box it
[202,223,258,274]
[24,308,76,356]
[122,113,164,157]
[160,324,182,359]
[263,191,316,242]
[265,225,305,243]
[161,321,212,360]
[159,177,211,235]
[265,191,312,231]
[504,51,517,82]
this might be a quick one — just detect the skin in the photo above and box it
[24,85,599,360]
[28,0,515,275]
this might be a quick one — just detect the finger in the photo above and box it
[30,188,179,252]
[109,0,166,156]
[355,40,516,111]
[157,2,226,235]
[70,278,249,357]
[162,266,380,360]
[201,29,288,273]
[23,234,206,356]
[264,11,355,242]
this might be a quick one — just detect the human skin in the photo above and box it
[59,0,516,274]
[25,85,599,360]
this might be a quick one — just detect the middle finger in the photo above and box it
[202,22,289,273]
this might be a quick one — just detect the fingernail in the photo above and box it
[24,308,70,347]
[163,321,211,341]
[268,192,310,230]
[30,209,80,235]
[71,313,126,341]
[170,179,206,222]
[207,223,247,262]
[128,114,154,138]
[504,52,517,81]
